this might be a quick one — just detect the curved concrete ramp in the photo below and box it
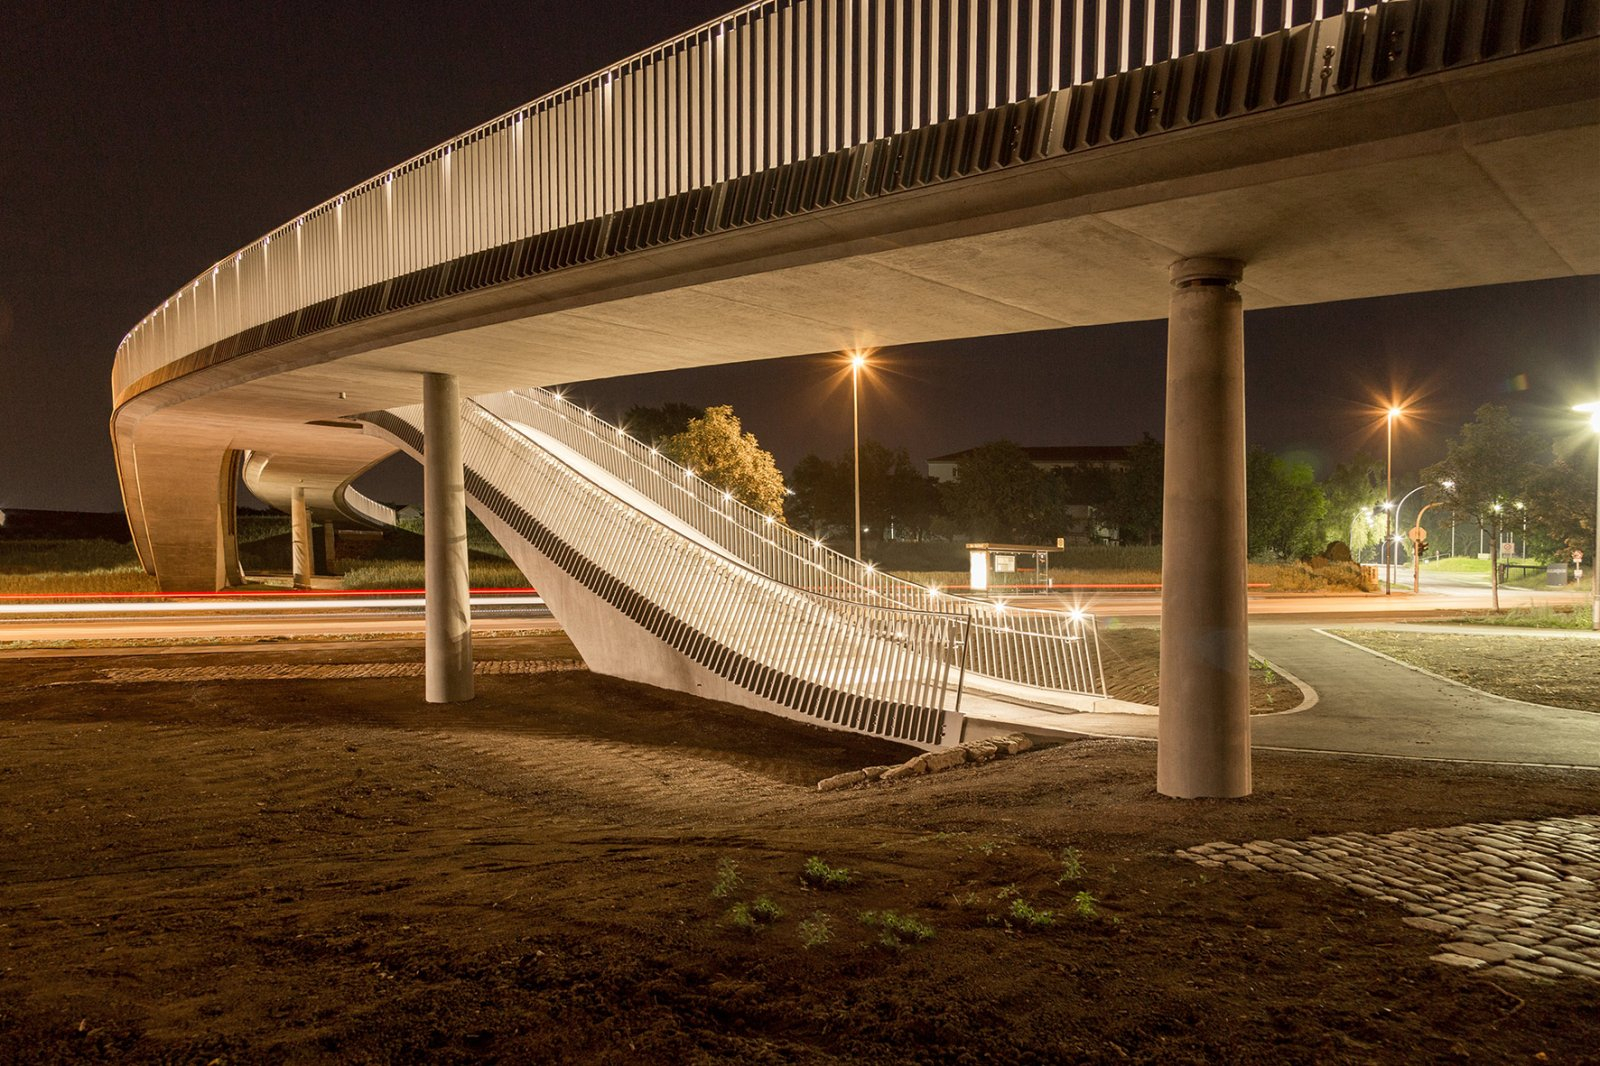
[358,392,1106,748]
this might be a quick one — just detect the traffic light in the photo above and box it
[1418,540,1429,554]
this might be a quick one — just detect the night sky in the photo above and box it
[3,1,1595,515]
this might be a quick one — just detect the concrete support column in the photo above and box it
[321,522,339,575]
[423,372,474,703]
[290,487,313,589]
[1157,257,1251,799]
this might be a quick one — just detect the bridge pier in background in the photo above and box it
[290,487,313,589]
[422,372,475,704]
[1157,258,1251,799]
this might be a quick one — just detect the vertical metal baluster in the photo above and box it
[1029,0,1040,96]
[1119,0,1130,72]
[876,0,887,139]
[1095,0,1107,78]
[988,0,999,108]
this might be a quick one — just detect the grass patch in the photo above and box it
[340,560,531,590]
[1004,898,1055,929]
[1426,604,1594,630]
[1332,629,1600,713]
[859,909,934,951]
[727,896,784,933]
[711,858,742,900]
[888,560,1370,593]
[799,856,853,890]
[0,539,157,596]
[798,911,834,948]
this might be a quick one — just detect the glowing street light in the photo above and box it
[1576,401,1599,630]
[848,351,870,561]
[1385,405,1405,595]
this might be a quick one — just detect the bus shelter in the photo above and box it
[966,540,1065,593]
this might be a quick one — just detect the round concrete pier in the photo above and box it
[1157,258,1250,799]
[423,372,474,704]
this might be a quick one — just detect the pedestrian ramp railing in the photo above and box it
[478,387,1105,700]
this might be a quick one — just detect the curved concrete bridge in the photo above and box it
[111,0,1600,792]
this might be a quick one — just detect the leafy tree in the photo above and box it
[1422,404,1547,609]
[1101,433,1164,546]
[1525,452,1597,563]
[1318,453,1384,557]
[1246,449,1328,560]
[786,441,942,541]
[623,402,704,445]
[942,441,1052,542]
[659,405,787,516]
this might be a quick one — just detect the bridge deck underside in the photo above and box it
[115,40,1598,586]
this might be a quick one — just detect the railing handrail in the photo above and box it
[464,390,1107,697]
[493,385,1082,623]
[474,396,967,625]
[114,0,1389,396]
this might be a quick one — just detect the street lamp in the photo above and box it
[1442,479,1455,557]
[1385,405,1404,595]
[849,351,868,561]
[1513,500,1526,560]
[1576,401,1599,631]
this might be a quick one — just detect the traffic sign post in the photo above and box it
[1409,525,1428,593]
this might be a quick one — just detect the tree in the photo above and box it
[1246,449,1328,560]
[942,441,1052,542]
[786,441,942,541]
[623,402,704,445]
[1526,452,1598,563]
[659,406,787,516]
[1422,404,1547,610]
[1318,452,1384,558]
[1101,433,1164,546]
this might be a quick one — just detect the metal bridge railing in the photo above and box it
[115,0,1385,396]
[380,399,974,744]
[478,386,1105,697]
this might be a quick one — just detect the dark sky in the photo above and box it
[2,1,1595,515]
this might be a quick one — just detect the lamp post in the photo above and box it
[1442,479,1455,557]
[1513,500,1526,560]
[849,352,867,561]
[1391,482,1432,590]
[1385,405,1403,595]
[1577,401,1600,631]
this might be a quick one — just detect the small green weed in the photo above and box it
[727,896,782,933]
[1071,890,1100,920]
[711,858,742,900]
[800,856,853,889]
[859,909,935,950]
[995,883,1020,900]
[798,910,834,948]
[1058,847,1085,884]
[1007,898,1055,928]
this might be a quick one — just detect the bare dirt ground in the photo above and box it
[1333,630,1600,714]
[1099,627,1303,713]
[2,632,1598,1063]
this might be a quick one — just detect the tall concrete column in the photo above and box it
[1157,257,1250,799]
[321,522,339,575]
[290,486,313,589]
[423,372,474,703]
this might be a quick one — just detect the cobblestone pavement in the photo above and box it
[1177,815,1600,982]
[81,658,588,684]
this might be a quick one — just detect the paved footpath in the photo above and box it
[987,624,1600,767]
[1179,815,1600,981]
